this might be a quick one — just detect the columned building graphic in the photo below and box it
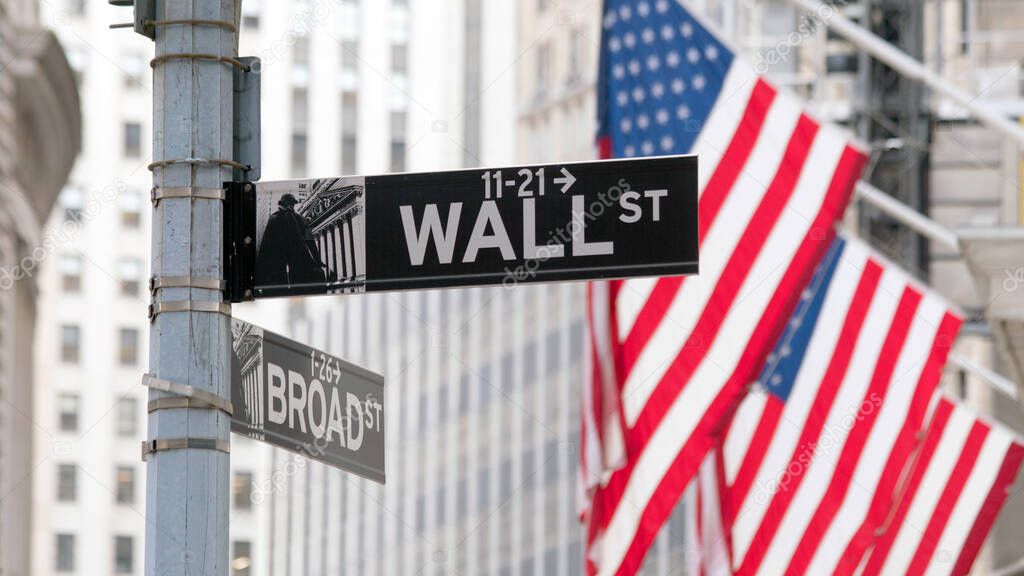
[299,178,366,290]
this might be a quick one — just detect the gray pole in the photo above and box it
[145,0,236,574]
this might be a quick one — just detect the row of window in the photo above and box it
[55,533,134,573]
[56,465,256,510]
[60,254,144,296]
[61,186,143,229]
[56,464,136,504]
[57,393,136,435]
[54,533,254,576]
[534,28,586,102]
[288,4,408,177]
[60,325,140,365]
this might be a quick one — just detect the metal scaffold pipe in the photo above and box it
[780,0,1024,149]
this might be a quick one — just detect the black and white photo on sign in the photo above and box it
[254,177,366,293]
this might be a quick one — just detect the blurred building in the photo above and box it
[0,0,80,574]
[31,1,271,575]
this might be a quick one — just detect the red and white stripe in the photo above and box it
[706,236,964,576]
[861,394,1024,576]
[582,57,867,576]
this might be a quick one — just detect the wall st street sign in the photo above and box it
[225,155,698,300]
[230,318,385,483]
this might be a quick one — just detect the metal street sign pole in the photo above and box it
[144,0,235,573]
[225,156,699,300]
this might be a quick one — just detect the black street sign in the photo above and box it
[230,318,385,483]
[225,155,698,300]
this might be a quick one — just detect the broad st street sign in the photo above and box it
[224,155,698,300]
[230,318,385,483]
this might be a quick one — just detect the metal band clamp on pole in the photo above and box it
[147,300,231,321]
[147,157,250,173]
[141,438,231,461]
[149,275,226,292]
[150,186,226,204]
[141,373,234,416]
[149,52,250,72]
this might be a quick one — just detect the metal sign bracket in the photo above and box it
[148,300,231,322]
[149,275,226,292]
[151,186,225,205]
[141,438,231,461]
[141,373,234,417]
[223,182,256,302]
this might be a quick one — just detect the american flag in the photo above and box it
[693,235,1024,576]
[860,395,1024,575]
[581,0,868,574]
[706,234,963,574]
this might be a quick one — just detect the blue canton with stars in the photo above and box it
[754,237,847,402]
[597,0,734,158]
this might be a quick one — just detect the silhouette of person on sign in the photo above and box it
[255,193,327,287]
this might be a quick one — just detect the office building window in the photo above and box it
[123,122,141,157]
[61,324,80,363]
[536,43,551,100]
[117,397,137,436]
[116,466,135,504]
[120,189,142,228]
[233,471,254,510]
[390,110,406,172]
[291,133,308,175]
[123,52,144,88]
[232,540,252,576]
[242,0,260,29]
[293,37,310,73]
[341,93,358,173]
[60,253,82,292]
[59,393,80,432]
[119,257,141,296]
[340,40,359,90]
[118,327,138,365]
[568,28,583,84]
[291,88,308,174]
[391,4,409,44]
[56,533,75,572]
[392,44,407,75]
[57,464,77,502]
[957,369,969,399]
[61,187,83,223]
[114,535,133,573]
[340,1,359,39]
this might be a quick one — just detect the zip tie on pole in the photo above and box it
[148,158,250,172]
[141,438,231,461]
[149,275,226,293]
[141,373,234,417]
[149,52,250,72]
[148,300,230,322]
[151,186,226,204]
[144,18,237,33]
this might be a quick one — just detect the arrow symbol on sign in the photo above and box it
[553,168,576,194]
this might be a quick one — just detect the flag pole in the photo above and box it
[853,181,961,253]
[780,0,1024,149]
